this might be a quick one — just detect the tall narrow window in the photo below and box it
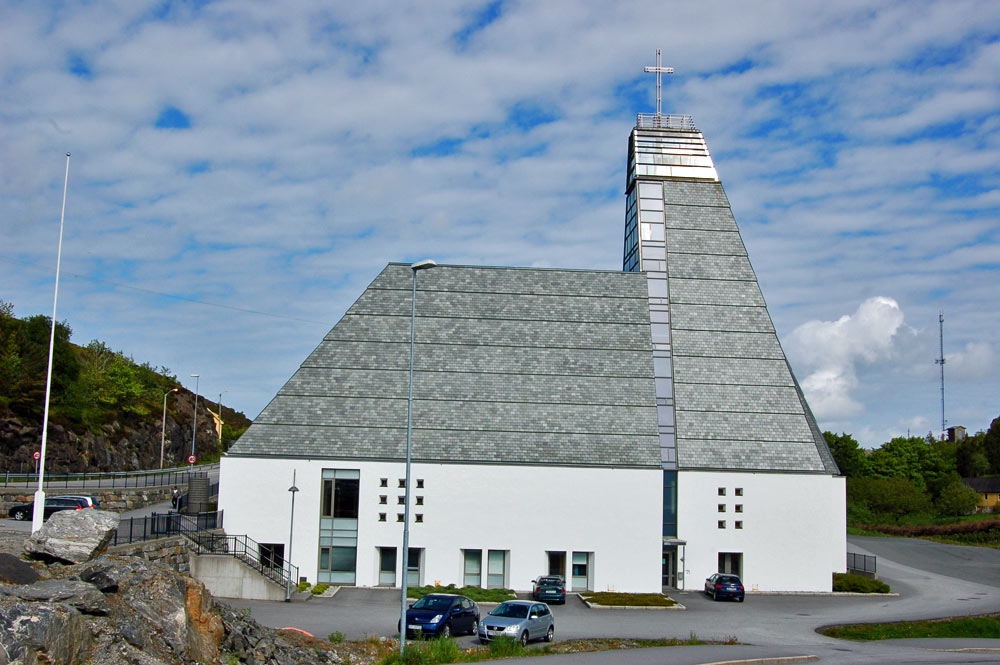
[487,550,507,588]
[318,469,360,585]
[572,551,592,591]
[463,549,482,587]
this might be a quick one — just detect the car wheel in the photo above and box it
[469,619,479,636]
[479,638,488,645]
[519,630,528,647]
[11,509,26,521]
[738,596,744,603]
[440,623,451,639]
[544,625,554,642]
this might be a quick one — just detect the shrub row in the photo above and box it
[832,573,890,594]
[858,519,1000,537]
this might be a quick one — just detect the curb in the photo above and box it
[699,657,818,665]
[580,597,686,611]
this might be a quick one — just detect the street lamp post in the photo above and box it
[399,259,436,656]
[32,152,71,534]
[161,388,179,469]
[285,470,299,602]
[217,390,229,451]
[189,374,200,468]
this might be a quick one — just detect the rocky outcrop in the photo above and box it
[24,509,119,564]
[0,554,362,665]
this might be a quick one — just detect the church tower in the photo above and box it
[627,51,842,588]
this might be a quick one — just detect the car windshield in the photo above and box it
[411,596,453,611]
[490,603,529,618]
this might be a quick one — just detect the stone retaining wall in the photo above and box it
[109,534,195,573]
[1,486,174,517]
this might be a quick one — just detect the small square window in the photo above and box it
[380,478,388,488]
[396,513,404,522]
[735,488,743,496]
[379,495,387,505]
[398,479,406,488]
[718,520,726,529]
[378,513,386,522]
[415,514,423,523]
[735,504,743,513]
[718,488,726,496]
[397,496,405,505]
[417,479,424,489]
[416,496,424,506]
[735,521,743,529]
[718,504,726,513]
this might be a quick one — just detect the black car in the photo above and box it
[401,593,480,639]
[705,573,745,602]
[532,575,566,604]
[8,496,90,521]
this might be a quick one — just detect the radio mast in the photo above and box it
[935,313,946,440]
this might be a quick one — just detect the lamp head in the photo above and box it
[411,259,437,271]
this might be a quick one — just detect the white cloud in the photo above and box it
[787,297,907,420]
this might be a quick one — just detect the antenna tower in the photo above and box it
[935,313,946,440]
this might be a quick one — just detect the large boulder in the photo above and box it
[24,509,119,564]
[0,553,40,585]
[14,579,109,615]
[0,601,94,665]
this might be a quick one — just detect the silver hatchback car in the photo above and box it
[478,600,554,646]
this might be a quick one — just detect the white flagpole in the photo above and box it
[32,152,71,533]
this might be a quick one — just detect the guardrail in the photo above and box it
[112,510,224,547]
[636,113,697,130]
[847,552,876,576]
[1,463,220,489]
[189,533,299,594]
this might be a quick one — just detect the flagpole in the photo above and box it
[32,152,71,533]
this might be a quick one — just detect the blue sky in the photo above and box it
[1,0,997,447]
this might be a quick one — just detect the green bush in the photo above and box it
[833,573,890,593]
[311,583,330,595]
[297,581,312,592]
[406,584,515,603]
[327,631,344,644]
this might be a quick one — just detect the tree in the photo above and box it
[984,416,1000,474]
[823,431,868,477]
[848,476,932,521]
[956,430,989,477]
[867,435,952,497]
[935,479,982,517]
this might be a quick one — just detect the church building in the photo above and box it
[218,60,846,595]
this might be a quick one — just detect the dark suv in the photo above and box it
[7,496,89,521]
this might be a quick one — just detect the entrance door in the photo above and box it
[546,551,566,577]
[662,546,676,587]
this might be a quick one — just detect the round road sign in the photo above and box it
[187,455,197,464]
[34,451,41,461]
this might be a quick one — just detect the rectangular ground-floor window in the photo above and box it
[463,549,482,587]
[572,551,593,591]
[487,550,507,588]
[378,547,396,586]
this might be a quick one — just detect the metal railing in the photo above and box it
[847,552,876,575]
[1,463,220,489]
[636,113,697,130]
[112,510,224,547]
[190,533,298,592]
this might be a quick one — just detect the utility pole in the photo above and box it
[935,313,946,440]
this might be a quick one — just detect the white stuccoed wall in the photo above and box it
[677,470,846,592]
[219,456,663,593]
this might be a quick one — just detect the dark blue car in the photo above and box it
[705,573,745,602]
[401,593,480,639]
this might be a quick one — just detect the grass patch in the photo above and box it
[832,573,890,594]
[820,613,1000,641]
[406,584,515,603]
[579,592,677,607]
[376,634,735,664]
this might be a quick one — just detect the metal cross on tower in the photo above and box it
[643,48,674,117]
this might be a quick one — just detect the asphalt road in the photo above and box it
[221,535,1000,664]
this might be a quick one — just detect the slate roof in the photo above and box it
[660,178,840,474]
[229,265,662,469]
